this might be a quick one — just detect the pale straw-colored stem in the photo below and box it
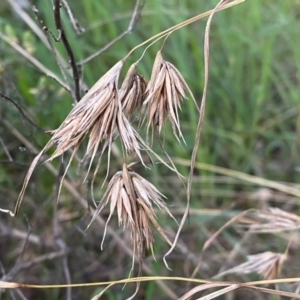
[125,0,245,59]
[162,0,244,269]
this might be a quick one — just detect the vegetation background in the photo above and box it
[0,0,300,299]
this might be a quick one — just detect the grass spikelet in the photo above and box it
[144,50,195,142]
[215,251,287,280]
[119,63,147,116]
[87,164,175,261]
[50,60,124,161]
[116,110,144,163]
[241,208,300,233]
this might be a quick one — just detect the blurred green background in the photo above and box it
[1,0,300,299]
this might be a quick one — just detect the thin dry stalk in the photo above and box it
[189,209,253,282]
[215,251,287,280]
[181,283,300,300]
[125,0,245,59]
[172,158,300,197]
[78,0,144,65]
[163,0,226,269]
[178,283,231,300]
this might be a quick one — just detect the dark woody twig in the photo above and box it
[24,0,72,95]
[53,0,81,102]
[11,0,88,96]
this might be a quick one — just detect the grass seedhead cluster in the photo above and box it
[11,47,195,219]
[87,164,175,264]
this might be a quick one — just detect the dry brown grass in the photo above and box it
[144,50,195,142]
[240,208,300,233]
[119,63,147,116]
[87,164,175,257]
[215,251,288,280]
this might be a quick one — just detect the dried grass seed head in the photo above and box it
[119,63,147,116]
[12,57,181,217]
[50,59,146,181]
[13,61,124,216]
[86,171,134,249]
[136,203,154,252]
[87,167,175,254]
[49,60,124,161]
[131,172,169,213]
[144,50,192,141]
[116,110,144,164]
[241,208,300,233]
[215,251,287,280]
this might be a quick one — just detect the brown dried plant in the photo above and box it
[1,56,183,218]
[49,60,124,160]
[7,59,149,216]
[215,251,288,280]
[0,4,248,298]
[240,208,300,233]
[143,50,196,142]
[119,63,147,116]
[87,164,175,263]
